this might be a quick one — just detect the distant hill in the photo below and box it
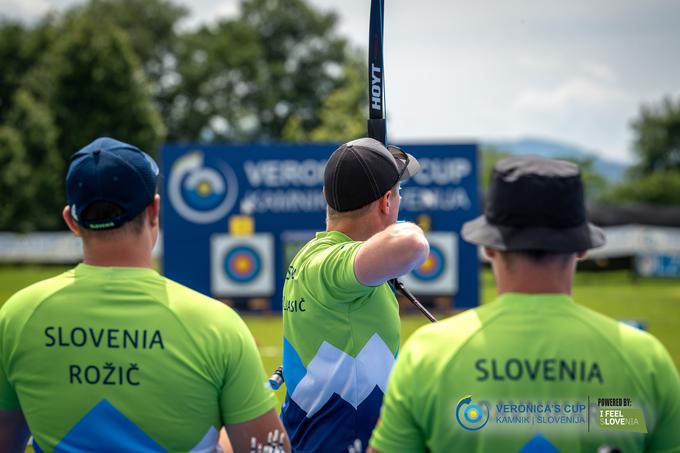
[483,137,628,182]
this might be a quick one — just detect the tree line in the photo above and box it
[0,0,678,232]
[0,0,366,231]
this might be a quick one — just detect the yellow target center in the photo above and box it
[420,255,435,271]
[235,257,251,273]
[197,181,212,196]
[468,408,478,418]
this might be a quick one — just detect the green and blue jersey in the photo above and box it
[0,263,277,452]
[281,231,401,452]
[370,293,680,453]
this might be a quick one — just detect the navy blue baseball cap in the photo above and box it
[66,137,159,230]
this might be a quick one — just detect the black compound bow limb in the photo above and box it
[368,0,437,324]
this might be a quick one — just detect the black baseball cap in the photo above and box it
[324,137,420,212]
[66,137,159,230]
[461,155,606,252]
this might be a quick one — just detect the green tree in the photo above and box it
[0,11,164,231]
[168,0,356,142]
[0,126,32,231]
[4,89,63,230]
[283,51,367,142]
[630,95,680,175]
[0,19,56,122]
[23,12,165,160]
[69,0,188,118]
[167,19,263,142]
[605,95,680,206]
[606,171,680,206]
[73,0,187,75]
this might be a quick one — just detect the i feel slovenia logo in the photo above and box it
[168,151,238,223]
[456,395,490,431]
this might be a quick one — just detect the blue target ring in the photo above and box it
[412,245,445,281]
[224,246,261,283]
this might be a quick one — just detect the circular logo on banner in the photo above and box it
[168,151,238,224]
[224,246,261,283]
[412,245,445,281]
[456,395,490,431]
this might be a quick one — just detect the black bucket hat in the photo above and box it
[462,155,606,252]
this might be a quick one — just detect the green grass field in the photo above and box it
[1,264,679,408]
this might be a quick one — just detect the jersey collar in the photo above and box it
[495,292,574,306]
[75,263,160,279]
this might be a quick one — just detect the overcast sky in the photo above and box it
[3,0,679,163]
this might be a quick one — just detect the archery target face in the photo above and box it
[211,234,274,296]
[401,232,458,295]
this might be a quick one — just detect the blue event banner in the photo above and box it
[161,143,480,309]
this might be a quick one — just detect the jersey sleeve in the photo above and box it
[307,241,370,302]
[646,337,680,452]
[219,314,278,425]
[369,338,426,453]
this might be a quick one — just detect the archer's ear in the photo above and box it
[148,194,161,227]
[483,247,497,260]
[62,206,81,237]
[378,190,392,215]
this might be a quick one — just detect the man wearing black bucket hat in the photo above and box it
[369,156,680,453]
[280,137,429,452]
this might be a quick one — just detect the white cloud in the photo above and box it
[178,0,240,29]
[0,0,58,22]
[514,77,631,113]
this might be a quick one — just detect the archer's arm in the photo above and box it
[225,409,290,453]
[355,222,429,286]
[0,409,30,453]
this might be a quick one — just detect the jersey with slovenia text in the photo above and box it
[281,230,401,453]
[0,264,277,453]
[369,293,680,453]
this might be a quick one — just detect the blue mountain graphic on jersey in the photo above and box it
[283,385,384,453]
[53,399,165,453]
[519,433,560,453]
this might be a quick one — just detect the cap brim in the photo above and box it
[461,215,606,252]
[399,153,420,181]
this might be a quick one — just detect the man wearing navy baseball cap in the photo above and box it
[65,137,160,233]
[0,138,289,452]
